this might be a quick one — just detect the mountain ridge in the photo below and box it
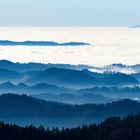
[0,94,140,128]
[0,40,90,46]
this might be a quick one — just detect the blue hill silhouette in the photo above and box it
[27,67,139,88]
[0,94,140,128]
[0,40,90,46]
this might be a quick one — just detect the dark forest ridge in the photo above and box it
[0,113,140,140]
[0,40,90,46]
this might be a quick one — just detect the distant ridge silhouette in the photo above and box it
[0,40,90,46]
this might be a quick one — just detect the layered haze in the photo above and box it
[0,27,140,67]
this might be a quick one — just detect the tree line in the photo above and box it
[0,113,140,140]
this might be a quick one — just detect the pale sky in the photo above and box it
[0,0,140,26]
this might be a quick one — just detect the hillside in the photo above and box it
[0,82,74,95]
[27,68,139,88]
[0,94,140,128]
[0,68,22,82]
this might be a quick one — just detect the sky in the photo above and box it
[0,0,140,26]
